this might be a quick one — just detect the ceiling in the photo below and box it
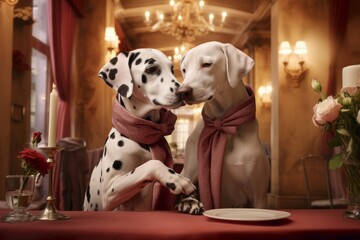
[114,0,272,61]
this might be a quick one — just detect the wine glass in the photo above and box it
[2,175,35,222]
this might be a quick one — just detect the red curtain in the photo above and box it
[47,0,81,209]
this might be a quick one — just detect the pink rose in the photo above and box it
[312,96,342,127]
[341,87,358,95]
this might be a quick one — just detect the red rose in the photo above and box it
[32,131,42,146]
[18,148,49,176]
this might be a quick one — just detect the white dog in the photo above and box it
[83,49,196,211]
[177,41,270,211]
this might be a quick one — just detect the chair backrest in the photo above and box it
[58,138,90,211]
[301,154,334,208]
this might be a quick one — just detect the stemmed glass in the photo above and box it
[2,175,35,222]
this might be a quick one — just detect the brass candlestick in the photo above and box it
[36,147,70,220]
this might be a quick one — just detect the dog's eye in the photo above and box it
[202,63,212,68]
[145,66,158,74]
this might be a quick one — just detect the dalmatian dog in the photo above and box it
[176,41,270,211]
[83,49,197,212]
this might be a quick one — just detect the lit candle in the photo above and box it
[209,13,214,25]
[48,83,58,147]
[221,11,227,23]
[145,11,150,23]
[342,64,360,88]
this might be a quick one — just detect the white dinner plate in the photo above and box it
[203,208,291,221]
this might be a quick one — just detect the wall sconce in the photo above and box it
[257,84,272,108]
[104,27,120,61]
[279,40,308,88]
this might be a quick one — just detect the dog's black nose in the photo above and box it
[177,86,193,100]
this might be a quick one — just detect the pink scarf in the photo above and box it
[112,98,177,210]
[198,86,256,210]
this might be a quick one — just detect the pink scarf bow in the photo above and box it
[112,98,177,210]
[198,85,256,209]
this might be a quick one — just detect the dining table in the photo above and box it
[0,208,359,240]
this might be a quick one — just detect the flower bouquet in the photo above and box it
[311,78,360,219]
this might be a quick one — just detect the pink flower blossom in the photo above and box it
[341,86,358,95]
[312,96,342,127]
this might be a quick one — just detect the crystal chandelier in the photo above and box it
[145,0,227,43]
[167,43,194,65]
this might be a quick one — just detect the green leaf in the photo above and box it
[329,154,343,169]
[337,128,350,136]
[346,138,353,153]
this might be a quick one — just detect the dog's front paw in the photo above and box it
[175,195,205,215]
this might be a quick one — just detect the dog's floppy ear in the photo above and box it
[221,43,254,88]
[98,52,133,98]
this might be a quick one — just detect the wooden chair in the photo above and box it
[301,154,347,209]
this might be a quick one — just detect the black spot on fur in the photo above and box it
[174,82,180,88]
[95,204,98,211]
[118,140,124,147]
[160,78,164,82]
[97,190,100,195]
[103,146,107,157]
[106,167,110,173]
[145,58,156,64]
[86,186,91,202]
[139,142,150,151]
[166,182,176,190]
[135,58,142,65]
[207,95,213,101]
[118,84,129,97]
[112,188,114,192]
[168,169,175,174]
[109,68,118,80]
[103,81,113,89]
[130,169,135,174]
[129,52,140,69]
[123,52,129,57]
[113,160,122,170]
[182,69,186,74]
[142,74,147,84]
[110,57,118,65]
[110,132,115,139]
[170,88,174,92]
[171,66,174,74]
[99,71,107,81]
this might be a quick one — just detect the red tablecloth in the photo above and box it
[0,209,359,240]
